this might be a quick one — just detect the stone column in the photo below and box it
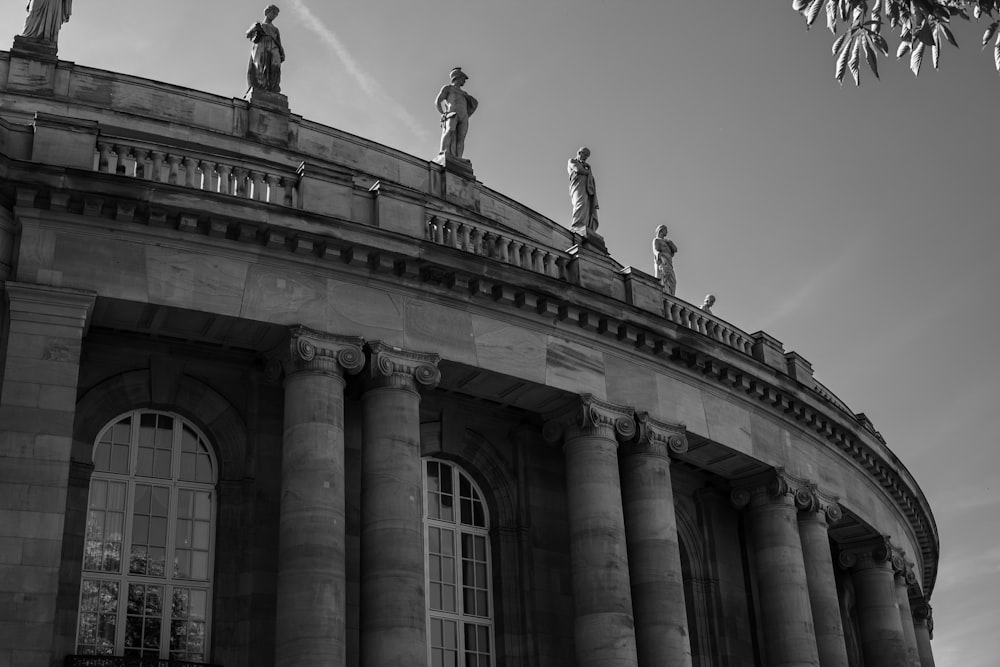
[359,342,440,667]
[545,395,639,667]
[0,283,94,664]
[838,538,907,667]
[895,565,922,667]
[796,489,850,667]
[619,413,692,667]
[732,470,820,667]
[272,327,364,667]
[910,601,936,667]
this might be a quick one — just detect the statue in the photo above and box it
[653,225,678,295]
[568,147,599,236]
[20,0,72,44]
[435,67,478,160]
[700,294,716,314]
[246,5,285,94]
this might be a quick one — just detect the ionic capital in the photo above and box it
[619,412,687,459]
[837,535,905,572]
[794,485,844,526]
[543,394,636,445]
[730,467,811,510]
[364,340,441,392]
[266,325,365,381]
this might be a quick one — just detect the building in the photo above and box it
[0,41,938,667]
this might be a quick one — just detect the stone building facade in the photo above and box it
[0,46,938,667]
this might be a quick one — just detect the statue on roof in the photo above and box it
[653,225,678,295]
[435,67,478,160]
[700,294,716,314]
[20,0,72,44]
[246,4,285,93]
[568,147,599,236]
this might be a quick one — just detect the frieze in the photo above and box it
[365,340,441,391]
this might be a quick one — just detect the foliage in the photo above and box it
[791,0,1000,84]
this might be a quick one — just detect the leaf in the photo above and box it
[864,37,881,77]
[995,35,1000,72]
[835,38,851,81]
[806,0,825,27]
[932,30,942,69]
[939,24,958,48]
[828,0,838,32]
[793,0,811,11]
[833,33,849,54]
[911,40,925,76]
[984,23,999,48]
[874,33,890,55]
[849,35,862,84]
[974,5,982,20]
[896,40,911,59]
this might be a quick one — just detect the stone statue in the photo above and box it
[20,0,72,44]
[568,147,599,236]
[700,294,716,314]
[435,67,478,160]
[653,225,677,295]
[246,5,285,94]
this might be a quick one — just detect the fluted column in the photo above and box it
[796,488,850,667]
[359,342,441,667]
[910,601,936,667]
[895,565,922,667]
[619,413,692,667]
[545,395,638,667]
[732,470,820,667]
[839,538,907,667]
[271,327,364,667]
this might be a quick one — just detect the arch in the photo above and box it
[73,370,248,480]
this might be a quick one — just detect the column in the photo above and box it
[910,601,936,667]
[796,489,850,667]
[619,413,692,667]
[0,283,94,665]
[895,565,922,667]
[732,470,820,667]
[545,394,639,667]
[359,341,440,667]
[838,538,907,667]
[273,327,364,667]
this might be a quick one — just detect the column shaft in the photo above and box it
[565,428,638,667]
[798,511,850,667]
[850,559,907,667]
[275,370,348,666]
[912,614,936,667]
[620,435,691,667]
[895,576,921,667]
[359,342,440,667]
[743,488,820,667]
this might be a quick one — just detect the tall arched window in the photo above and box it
[75,410,217,661]
[423,459,494,667]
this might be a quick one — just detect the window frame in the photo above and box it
[75,409,218,660]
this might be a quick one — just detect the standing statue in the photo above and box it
[568,147,599,236]
[435,67,478,160]
[20,0,72,44]
[246,5,285,94]
[700,294,716,314]
[653,225,678,295]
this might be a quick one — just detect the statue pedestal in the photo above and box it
[571,229,608,255]
[7,36,59,95]
[566,238,624,300]
[245,88,290,147]
[433,153,475,180]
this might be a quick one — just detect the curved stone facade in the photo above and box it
[0,49,937,667]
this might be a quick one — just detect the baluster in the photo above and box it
[132,148,151,180]
[434,217,445,244]
[459,223,471,251]
[201,161,217,193]
[469,228,481,255]
[112,144,130,175]
[149,151,165,182]
[281,176,296,206]
[444,220,456,248]
[166,155,183,185]
[182,157,199,188]
[425,216,435,241]
[545,253,557,278]
[234,168,249,197]
[498,236,509,263]
[249,171,265,200]
[265,174,281,203]
[217,164,233,195]
[508,241,522,268]
[97,142,113,173]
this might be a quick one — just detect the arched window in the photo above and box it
[75,410,217,661]
[423,459,494,667]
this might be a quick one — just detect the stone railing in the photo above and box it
[94,134,300,208]
[664,298,754,355]
[424,213,569,280]
[65,657,221,667]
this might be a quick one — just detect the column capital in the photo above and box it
[837,535,906,572]
[543,394,636,444]
[795,484,844,526]
[911,599,933,627]
[619,411,687,459]
[363,340,441,391]
[266,325,365,381]
[730,467,811,510]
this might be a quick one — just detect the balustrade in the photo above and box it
[664,299,754,356]
[94,138,298,208]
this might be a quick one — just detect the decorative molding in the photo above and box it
[730,467,811,509]
[837,535,902,571]
[267,325,365,381]
[543,394,636,445]
[794,484,844,526]
[619,411,688,459]
[364,340,441,391]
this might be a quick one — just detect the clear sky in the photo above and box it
[5,1,998,663]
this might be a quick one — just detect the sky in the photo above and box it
[4,1,998,663]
